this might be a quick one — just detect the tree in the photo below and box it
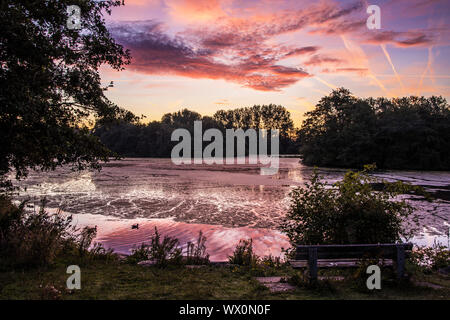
[161,109,202,128]
[0,0,136,189]
[213,104,296,153]
[280,166,418,249]
[95,106,299,157]
[299,88,450,170]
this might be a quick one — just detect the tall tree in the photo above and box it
[0,0,136,189]
[299,88,450,170]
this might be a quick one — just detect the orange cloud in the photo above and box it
[165,0,227,23]
[108,0,449,95]
[110,21,313,91]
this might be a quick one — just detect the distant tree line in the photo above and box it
[94,89,450,170]
[93,105,300,157]
[299,88,450,170]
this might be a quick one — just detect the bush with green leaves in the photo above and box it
[228,239,259,267]
[70,225,116,262]
[410,243,450,272]
[126,243,152,265]
[149,227,183,267]
[127,227,183,267]
[280,165,419,250]
[185,231,210,265]
[0,196,115,268]
[0,197,74,267]
[260,254,285,268]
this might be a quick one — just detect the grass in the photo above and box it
[0,256,448,300]
[1,197,448,300]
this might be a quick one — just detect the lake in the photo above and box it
[14,158,450,260]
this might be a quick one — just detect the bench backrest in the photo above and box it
[295,243,413,260]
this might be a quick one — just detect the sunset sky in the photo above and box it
[100,0,450,126]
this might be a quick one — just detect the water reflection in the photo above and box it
[73,214,290,261]
[14,158,450,255]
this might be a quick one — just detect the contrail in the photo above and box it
[368,73,389,96]
[341,35,390,96]
[380,44,406,95]
[418,46,433,96]
[315,76,337,90]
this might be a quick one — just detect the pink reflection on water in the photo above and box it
[73,214,290,261]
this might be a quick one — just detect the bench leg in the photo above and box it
[308,248,318,282]
[396,245,405,279]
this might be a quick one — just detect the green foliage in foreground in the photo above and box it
[0,196,115,269]
[410,243,450,273]
[126,228,210,266]
[280,165,420,248]
[228,239,260,267]
[186,231,210,265]
[0,256,448,300]
[125,227,183,267]
[1,195,448,300]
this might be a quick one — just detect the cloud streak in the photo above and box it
[107,0,449,92]
[109,20,316,91]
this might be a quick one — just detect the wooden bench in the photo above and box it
[290,243,413,281]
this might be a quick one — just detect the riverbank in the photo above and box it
[1,254,449,300]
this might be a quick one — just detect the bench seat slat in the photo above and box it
[295,243,412,260]
[289,258,394,268]
[293,243,412,280]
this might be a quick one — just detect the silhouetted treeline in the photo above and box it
[93,105,300,157]
[94,90,450,170]
[299,88,450,170]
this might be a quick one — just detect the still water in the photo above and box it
[15,158,450,260]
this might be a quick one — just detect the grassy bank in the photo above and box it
[1,255,449,300]
[1,186,448,300]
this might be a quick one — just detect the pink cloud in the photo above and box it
[107,0,449,92]
[109,20,314,91]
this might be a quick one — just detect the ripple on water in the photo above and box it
[13,158,450,255]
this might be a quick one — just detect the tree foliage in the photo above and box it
[94,106,300,157]
[299,88,450,170]
[280,165,419,247]
[0,196,114,268]
[0,0,136,189]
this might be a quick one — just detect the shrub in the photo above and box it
[261,254,285,268]
[0,197,74,268]
[72,226,117,262]
[280,165,418,248]
[126,243,152,265]
[0,196,116,268]
[87,242,116,262]
[77,226,98,257]
[127,227,183,267]
[149,227,183,267]
[185,231,210,265]
[410,243,450,272]
[228,239,259,267]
